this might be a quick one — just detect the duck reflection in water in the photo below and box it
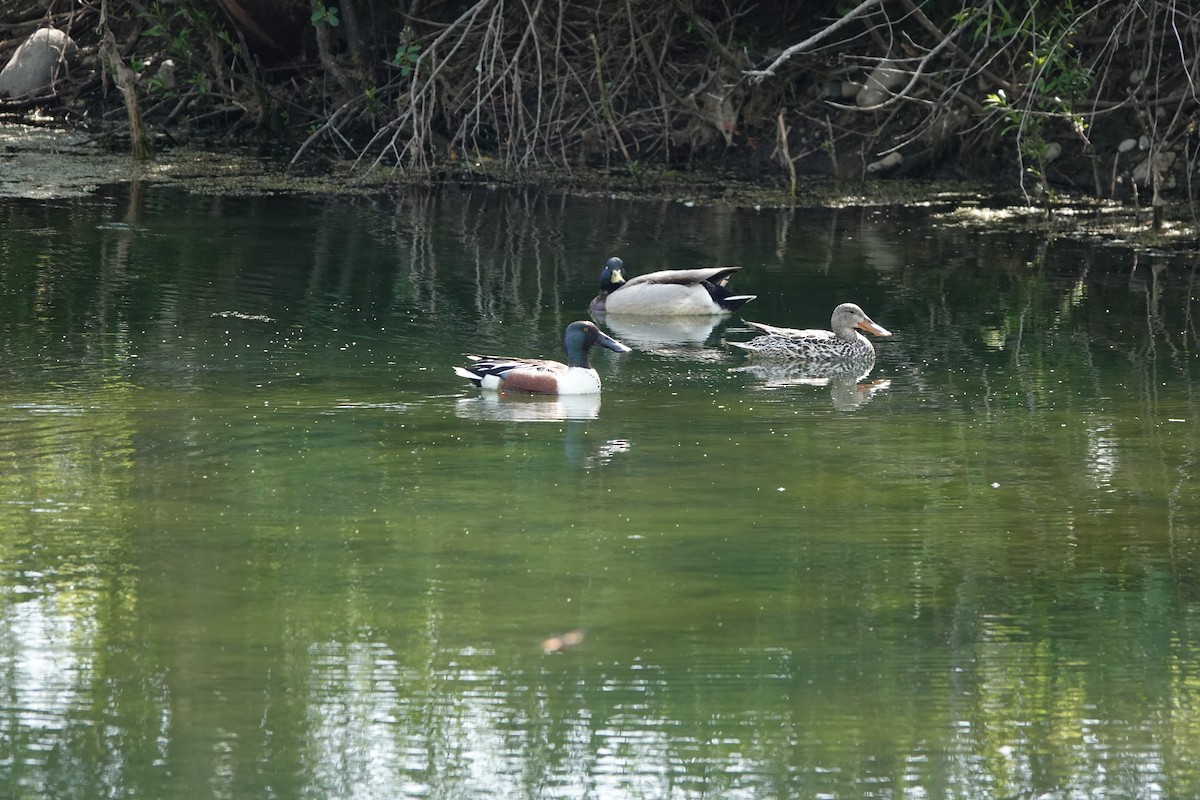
[455,392,603,422]
[592,310,732,360]
[454,393,631,468]
[734,361,890,411]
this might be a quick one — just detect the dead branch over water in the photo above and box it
[2,0,1199,207]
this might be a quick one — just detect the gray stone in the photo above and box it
[856,60,906,107]
[866,151,903,173]
[154,59,177,90]
[1133,150,1177,187]
[0,28,78,99]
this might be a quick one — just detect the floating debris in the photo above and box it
[211,311,275,323]
[542,629,585,653]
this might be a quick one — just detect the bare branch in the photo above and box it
[744,0,885,83]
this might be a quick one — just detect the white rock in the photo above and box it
[156,59,177,90]
[1139,135,1150,150]
[856,60,906,107]
[1118,138,1138,153]
[826,80,861,99]
[0,28,77,98]
[866,152,904,173]
[1132,150,1178,185]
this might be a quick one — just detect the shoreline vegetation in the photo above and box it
[1,1,1198,231]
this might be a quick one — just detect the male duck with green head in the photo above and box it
[454,320,631,395]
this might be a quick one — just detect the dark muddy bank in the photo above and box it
[3,121,1195,262]
[2,1,1199,222]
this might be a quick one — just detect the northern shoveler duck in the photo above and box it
[730,303,891,364]
[453,320,632,395]
[589,256,756,316]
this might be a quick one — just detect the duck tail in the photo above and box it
[721,294,757,311]
[453,366,484,386]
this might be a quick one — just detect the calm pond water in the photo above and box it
[1,184,1198,799]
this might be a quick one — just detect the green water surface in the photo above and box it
[1,187,1198,799]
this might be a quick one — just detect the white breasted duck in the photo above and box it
[731,303,892,364]
[453,320,632,395]
[589,256,756,316]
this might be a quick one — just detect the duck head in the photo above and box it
[832,303,891,340]
[564,320,632,367]
[598,256,627,292]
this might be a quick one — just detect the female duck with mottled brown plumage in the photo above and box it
[731,303,891,365]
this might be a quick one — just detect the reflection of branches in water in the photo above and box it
[382,190,777,339]
[1017,250,1200,550]
[94,185,141,336]
[1128,255,1167,419]
[885,232,1132,415]
[1128,256,1200,548]
[1185,260,1199,355]
[1126,256,1200,538]
[776,206,839,274]
[999,237,1112,416]
[384,190,572,331]
[883,290,976,400]
[1131,255,1192,366]
[390,190,442,316]
[773,204,793,262]
[453,191,560,323]
[1128,253,1200,370]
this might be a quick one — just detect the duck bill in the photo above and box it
[597,330,633,353]
[857,318,892,337]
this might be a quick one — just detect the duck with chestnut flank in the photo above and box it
[454,320,632,395]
